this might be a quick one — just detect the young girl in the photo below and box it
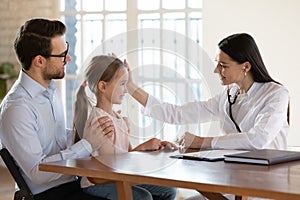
[73,55,177,200]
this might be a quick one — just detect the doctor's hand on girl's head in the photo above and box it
[123,59,137,93]
[107,52,131,74]
[123,58,131,73]
[107,53,133,86]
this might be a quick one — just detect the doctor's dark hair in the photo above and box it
[218,33,279,84]
[219,33,290,124]
[73,55,125,138]
[14,18,66,70]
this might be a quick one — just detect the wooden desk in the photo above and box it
[39,150,300,200]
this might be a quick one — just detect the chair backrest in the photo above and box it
[0,148,34,200]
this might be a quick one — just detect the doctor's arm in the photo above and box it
[127,80,149,107]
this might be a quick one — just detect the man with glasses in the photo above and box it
[0,18,111,200]
[41,41,69,63]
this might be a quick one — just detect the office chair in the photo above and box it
[0,148,34,200]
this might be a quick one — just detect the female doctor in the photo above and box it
[126,33,289,150]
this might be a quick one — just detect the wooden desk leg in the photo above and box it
[235,196,248,200]
[115,181,133,200]
[199,191,229,200]
[235,196,242,200]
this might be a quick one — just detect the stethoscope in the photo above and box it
[227,87,242,133]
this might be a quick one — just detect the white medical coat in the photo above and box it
[143,82,289,150]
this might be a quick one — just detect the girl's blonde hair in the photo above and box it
[73,55,125,138]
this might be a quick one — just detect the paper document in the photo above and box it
[171,149,248,161]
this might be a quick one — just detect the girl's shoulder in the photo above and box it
[92,106,106,115]
[91,107,124,120]
[91,106,112,119]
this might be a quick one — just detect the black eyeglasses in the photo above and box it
[41,42,69,63]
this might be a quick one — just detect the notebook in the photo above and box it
[224,149,300,165]
[170,149,248,161]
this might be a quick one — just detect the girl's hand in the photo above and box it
[142,138,162,151]
[133,138,162,151]
[133,138,178,151]
[160,141,178,150]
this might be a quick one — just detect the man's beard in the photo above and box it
[43,70,65,80]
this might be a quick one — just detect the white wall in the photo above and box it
[202,0,300,146]
[0,0,58,66]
